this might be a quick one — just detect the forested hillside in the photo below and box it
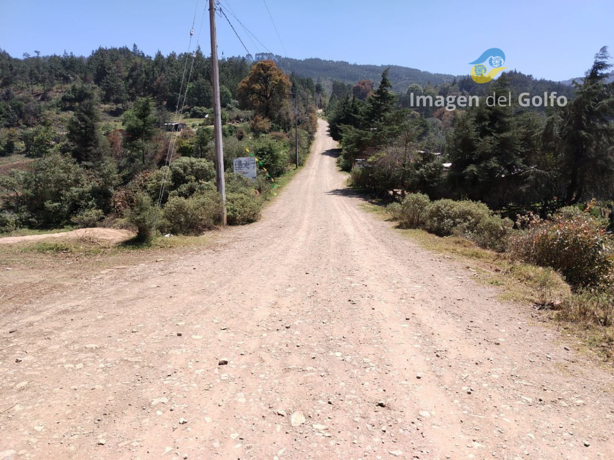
[274,56,455,92]
[269,55,575,101]
[0,46,319,238]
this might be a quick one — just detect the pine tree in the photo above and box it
[559,47,614,202]
[365,68,396,124]
[123,97,157,165]
[66,94,104,166]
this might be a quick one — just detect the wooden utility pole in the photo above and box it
[209,0,227,225]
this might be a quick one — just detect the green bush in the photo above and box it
[250,137,289,178]
[1,153,87,227]
[226,192,261,225]
[0,211,19,233]
[392,193,431,229]
[386,202,402,220]
[470,215,514,252]
[554,205,584,219]
[146,157,216,203]
[71,208,105,228]
[22,125,56,158]
[128,193,161,242]
[425,199,491,237]
[190,106,210,118]
[350,167,367,188]
[222,124,237,138]
[509,216,614,288]
[162,191,222,235]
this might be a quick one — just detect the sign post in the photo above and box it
[233,157,257,181]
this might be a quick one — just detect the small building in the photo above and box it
[164,122,187,132]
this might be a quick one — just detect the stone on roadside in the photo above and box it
[290,411,305,427]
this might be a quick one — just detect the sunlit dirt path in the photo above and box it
[1,120,613,460]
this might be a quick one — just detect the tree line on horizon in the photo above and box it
[327,47,614,213]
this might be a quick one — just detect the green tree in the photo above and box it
[365,69,396,123]
[101,67,128,104]
[123,97,157,165]
[220,85,232,108]
[447,76,526,207]
[187,78,213,108]
[557,47,614,202]
[66,95,105,166]
[22,124,56,158]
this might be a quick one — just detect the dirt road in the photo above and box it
[1,120,613,459]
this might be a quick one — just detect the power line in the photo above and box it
[218,4,251,57]
[219,0,274,55]
[157,2,207,208]
[218,0,259,54]
[261,0,287,57]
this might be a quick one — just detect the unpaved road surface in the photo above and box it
[1,120,613,460]
[0,228,133,246]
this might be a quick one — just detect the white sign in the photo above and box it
[233,157,257,181]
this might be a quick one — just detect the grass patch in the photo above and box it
[0,227,75,238]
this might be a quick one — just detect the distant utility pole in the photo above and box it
[294,92,299,169]
[209,0,227,225]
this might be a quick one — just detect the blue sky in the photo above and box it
[1,0,612,81]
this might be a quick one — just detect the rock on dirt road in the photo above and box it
[1,120,613,459]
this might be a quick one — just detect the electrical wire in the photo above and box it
[217,0,258,53]
[218,4,251,57]
[220,0,274,56]
[261,0,287,57]
[156,2,207,208]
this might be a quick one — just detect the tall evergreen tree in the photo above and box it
[123,97,157,165]
[558,47,614,202]
[66,93,104,165]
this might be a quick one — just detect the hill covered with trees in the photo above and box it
[274,56,455,92]
[0,47,319,238]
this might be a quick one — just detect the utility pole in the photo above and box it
[294,92,299,169]
[209,0,227,225]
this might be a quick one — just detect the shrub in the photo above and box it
[250,137,289,178]
[250,115,271,136]
[0,211,18,233]
[470,215,514,252]
[393,193,431,229]
[425,199,491,237]
[0,153,92,227]
[386,202,402,221]
[554,205,583,219]
[222,124,237,138]
[146,157,216,203]
[162,191,222,235]
[226,192,261,225]
[190,106,210,118]
[350,166,368,188]
[509,215,614,288]
[128,193,161,242]
[71,208,105,228]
